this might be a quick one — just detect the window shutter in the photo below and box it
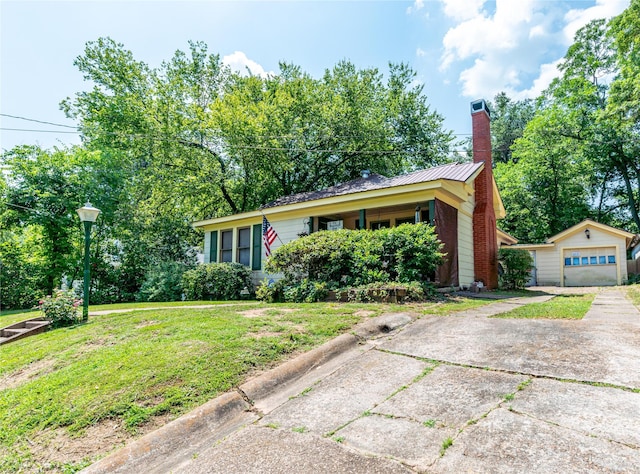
[209,231,218,263]
[252,224,262,270]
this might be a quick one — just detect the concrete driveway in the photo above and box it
[85,288,640,473]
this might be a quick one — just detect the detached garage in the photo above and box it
[509,219,635,287]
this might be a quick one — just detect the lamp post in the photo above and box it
[76,202,101,323]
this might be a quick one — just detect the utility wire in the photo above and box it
[0,114,78,129]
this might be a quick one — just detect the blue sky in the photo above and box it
[0,0,630,152]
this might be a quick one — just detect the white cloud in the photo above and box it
[416,47,426,57]
[564,0,629,43]
[222,51,272,78]
[437,0,630,100]
[441,0,484,21]
[407,0,424,15]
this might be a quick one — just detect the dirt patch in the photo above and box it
[0,359,57,391]
[135,320,159,329]
[240,308,298,318]
[248,331,285,339]
[25,414,174,472]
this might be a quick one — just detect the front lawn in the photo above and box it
[0,302,380,472]
[0,292,535,472]
[490,294,595,319]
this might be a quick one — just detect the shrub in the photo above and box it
[137,261,190,302]
[339,281,431,303]
[38,289,81,327]
[182,263,254,300]
[498,248,534,290]
[627,273,640,285]
[265,224,444,290]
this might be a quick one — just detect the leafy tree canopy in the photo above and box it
[62,38,455,220]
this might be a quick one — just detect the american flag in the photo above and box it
[262,216,278,257]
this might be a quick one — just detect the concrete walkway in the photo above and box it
[84,290,640,473]
[583,289,640,323]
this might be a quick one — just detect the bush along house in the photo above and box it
[193,99,506,290]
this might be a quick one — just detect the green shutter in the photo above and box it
[359,209,366,229]
[209,231,218,263]
[429,200,436,225]
[252,224,262,270]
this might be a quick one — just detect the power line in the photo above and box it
[1,127,80,134]
[0,114,78,129]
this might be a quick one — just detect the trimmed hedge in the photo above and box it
[182,263,254,300]
[260,224,443,302]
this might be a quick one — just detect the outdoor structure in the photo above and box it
[193,99,505,289]
[508,219,635,287]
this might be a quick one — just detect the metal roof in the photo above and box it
[262,161,484,209]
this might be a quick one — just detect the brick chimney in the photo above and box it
[471,99,498,289]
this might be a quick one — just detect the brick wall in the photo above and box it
[471,100,499,289]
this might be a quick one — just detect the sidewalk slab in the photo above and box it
[431,408,640,473]
[372,365,528,427]
[510,378,640,447]
[582,290,640,323]
[176,425,412,473]
[336,414,454,470]
[381,316,640,388]
[259,350,429,435]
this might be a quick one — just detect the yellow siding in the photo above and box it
[458,200,474,288]
[531,227,628,286]
[533,247,561,286]
[253,217,305,283]
[203,231,211,264]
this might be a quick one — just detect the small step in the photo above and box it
[25,321,49,329]
[2,328,30,337]
[0,337,8,343]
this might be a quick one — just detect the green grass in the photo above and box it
[89,300,255,311]
[626,285,640,308]
[420,296,493,315]
[0,302,373,472]
[491,294,595,319]
[0,309,41,327]
[0,301,258,328]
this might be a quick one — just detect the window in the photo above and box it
[370,220,390,230]
[395,217,415,226]
[564,258,571,266]
[572,257,580,266]
[590,256,597,265]
[220,230,233,263]
[608,255,616,264]
[237,227,250,266]
[599,256,606,264]
[582,257,589,265]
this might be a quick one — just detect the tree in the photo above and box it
[501,11,640,241]
[488,92,537,164]
[62,38,454,220]
[495,106,593,242]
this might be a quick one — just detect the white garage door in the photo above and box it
[563,248,618,286]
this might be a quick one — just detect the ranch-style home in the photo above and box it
[508,219,636,287]
[193,99,505,290]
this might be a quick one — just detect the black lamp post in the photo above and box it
[76,202,101,322]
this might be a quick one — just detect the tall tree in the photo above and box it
[488,92,537,164]
[62,38,454,220]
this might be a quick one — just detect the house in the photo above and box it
[507,219,635,287]
[192,99,505,289]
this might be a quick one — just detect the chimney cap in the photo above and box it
[471,99,491,117]
[361,169,370,179]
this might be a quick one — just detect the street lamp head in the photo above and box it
[76,202,101,223]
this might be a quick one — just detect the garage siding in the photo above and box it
[533,248,561,286]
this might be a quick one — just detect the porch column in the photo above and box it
[359,209,366,229]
